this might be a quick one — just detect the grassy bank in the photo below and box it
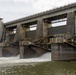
[0,61,76,75]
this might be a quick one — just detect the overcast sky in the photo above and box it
[0,0,76,23]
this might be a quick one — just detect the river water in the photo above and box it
[0,52,76,75]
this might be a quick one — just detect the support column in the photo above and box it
[20,46,24,58]
[75,15,76,34]
[67,11,75,35]
[35,19,49,40]
[14,24,25,42]
[15,24,25,58]
[34,19,50,54]
[0,46,2,57]
[43,21,48,37]
[0,18,4,42]
[43,20,50,43]
[0,18,3,57]
[35,19,43,40]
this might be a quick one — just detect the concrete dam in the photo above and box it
[0,3,76,61]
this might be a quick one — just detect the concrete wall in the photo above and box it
[48,25,66,35]
[26,25,66,39]
[51,43,76,61]
[75,14,76,34]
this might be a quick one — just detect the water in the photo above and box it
[0,52,51,75]
[0,52,51,65]
[0,52,76,75]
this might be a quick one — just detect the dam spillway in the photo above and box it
[0,52,51,64]
[0,3,76,61]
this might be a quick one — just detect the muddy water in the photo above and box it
[0,52,51,75]
[0,52,76,75]
[0,62,76,75]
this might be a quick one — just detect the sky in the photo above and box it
[0,0,76,23]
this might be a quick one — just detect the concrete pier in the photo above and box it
[51,43,76,61]
[20,46,24,58]
[0,47,2,57]
[67,12,75,35]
